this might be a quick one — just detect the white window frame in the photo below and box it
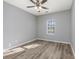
[46,19,56,35]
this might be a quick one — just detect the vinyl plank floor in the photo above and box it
[3,40,74,59]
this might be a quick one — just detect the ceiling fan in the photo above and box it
[26,0,48,12]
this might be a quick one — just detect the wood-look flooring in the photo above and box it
[3,40,74,59]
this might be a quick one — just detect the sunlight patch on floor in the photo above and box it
[4,47,24,56]
[23,44,41,49]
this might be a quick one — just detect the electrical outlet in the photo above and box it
[15,40,17,43]
[8,40,18,48]
[9,43,11,47]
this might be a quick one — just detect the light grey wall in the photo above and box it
[3,1,73,50]
[71,2,75,51]
[36,10,71,43]
[3,2,36,49]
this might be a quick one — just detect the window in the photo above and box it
[47,19,56,35]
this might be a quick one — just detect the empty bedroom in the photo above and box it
[3,0,75,59]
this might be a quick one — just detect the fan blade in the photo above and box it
[27,6,35,8]
[30,0,36,4]
[41,0,47,4]
[41,6,48,9]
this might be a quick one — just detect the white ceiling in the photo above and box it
[4,0,73,16]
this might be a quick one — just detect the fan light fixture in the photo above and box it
[35,6,42,12]
[27,0,48,12]
[35,7,38,9]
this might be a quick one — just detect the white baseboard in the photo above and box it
[4,38,74,56]
[70,44,75,56]
[36,38,70,44]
